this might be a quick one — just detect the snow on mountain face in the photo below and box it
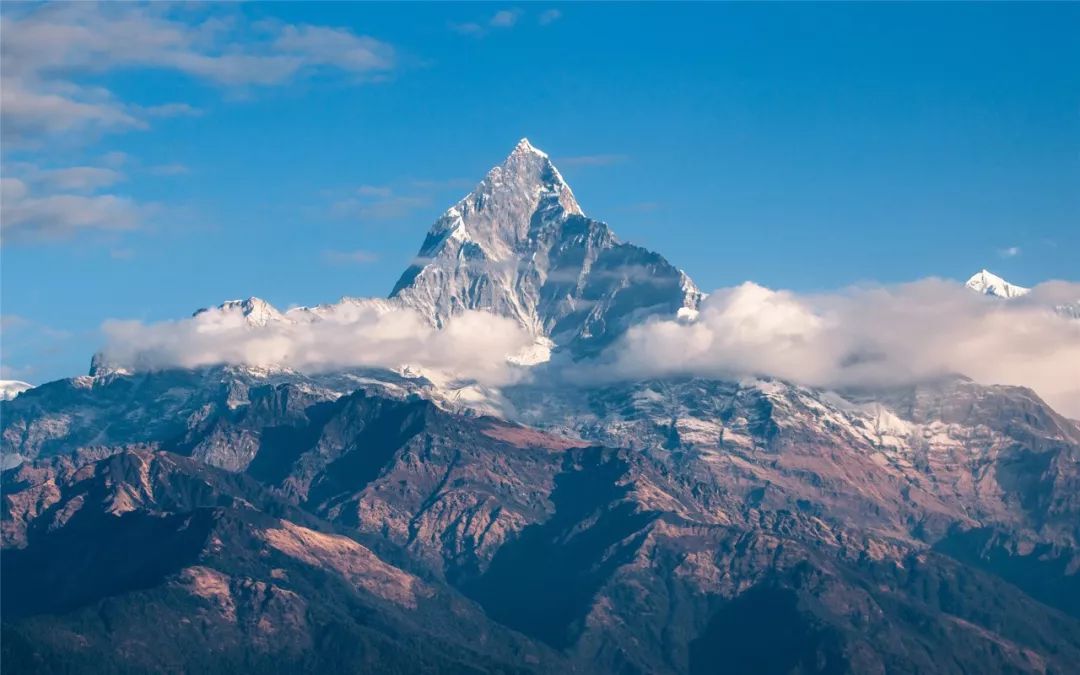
[965,269,1030,298]
[390,138,703,354]
[140,139,700,374]
[193,295,399,327]
[0,380,32,401]
[194,297,285,326]
[963,268,1080,319]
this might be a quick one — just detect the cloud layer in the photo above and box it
[99,301,534,387]
[588,279,1080,416]
[94,279,1080,416]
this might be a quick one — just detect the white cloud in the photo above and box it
[557,153,629,168]
[489,9,523,28]
[450,8,524,37]
[0,77,143,142]
[538,9,562,26]
[331,194,430,222]
[273,24,394,73]
[408,177,473,192]
[142,102,202,118]
[586,279,1080,417]
[148,163,190,176]
[88,274,1080,416]
[0,161,155,242]
[34,166,124,192]
[998,246,1021,258]
[0,4,396,145]
[356,184,393,198]
[329,183,435,222]
[99,303,534,387]
[448,21,486,37]
[0,314,30,334]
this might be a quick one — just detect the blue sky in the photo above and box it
[2,2,1078,384]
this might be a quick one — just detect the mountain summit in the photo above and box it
[391,139,702,354]
[965,269,1030,298]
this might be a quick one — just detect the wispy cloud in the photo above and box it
[323,249,379,265]
[0,162,150,243]
[538,9,563,26]
[0,3,397,146]
[143,102,202,119]
[148,163,190,176]
[0,159,180,244]
[557,153,629,168]
[489,9,523,28]
[408,178,473,192]
[586,279,1080,417]
[998,246,1021,258]
[0,314,31,333]
[32,165,124,192]
[327,178,473,223]
[0,314,75,381]
[450,8,524,37]
[331,190,431,222]
[356,184,393,198]
[448,21,486,37]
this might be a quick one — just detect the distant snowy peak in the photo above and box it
[194,297,286,326]
[193,296,400,328]
[965,269,1030,299]
[390,139,702,352]
[0,380,32,401]
[963,269,1080,319]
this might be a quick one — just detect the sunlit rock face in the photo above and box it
[391,138,702,355]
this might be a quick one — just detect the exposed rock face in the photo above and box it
[5,390,1080,674]
[1,449,567,674]
[391,139,702,354]
[3,141,1080,673]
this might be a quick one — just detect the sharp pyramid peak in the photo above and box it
[475,137,582,218]
[967,269,1009,286]
[510,137,548,159]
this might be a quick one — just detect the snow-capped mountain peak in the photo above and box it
[511,137,547,159]
[207,297,286,326]
[390,139,701,350]
[92,140,702,378]
[965,269,1030,298]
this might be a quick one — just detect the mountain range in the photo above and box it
[3,141,1079,674]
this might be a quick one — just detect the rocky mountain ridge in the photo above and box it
[5,375,1080,673]
[390,138,702,354]
[4,141,1080,673]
